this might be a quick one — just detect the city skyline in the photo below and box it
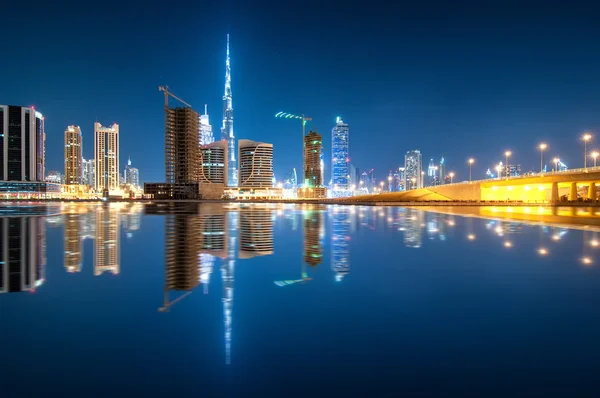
[3,3,600,185]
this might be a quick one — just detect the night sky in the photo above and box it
[3,1,600,183]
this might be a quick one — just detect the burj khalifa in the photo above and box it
[221,34,237,187]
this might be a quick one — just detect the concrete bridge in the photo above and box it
[351,167,600,204]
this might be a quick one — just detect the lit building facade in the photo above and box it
[82,158,95,187]
[64,125,83,184]
[304,130,323,187]
[238,139,273,188]
[200,140,228,185]
[404,150,422,190]
[0,105,46,184]
[94,122,120,192]
[200,104,214,145]
[331,117,349,190]
[124,157,140,188]
[221,34,237,187]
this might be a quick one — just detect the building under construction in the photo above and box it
[165,107,201,184]
[144,86,225,200]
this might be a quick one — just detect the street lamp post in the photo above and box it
[583,133,592,169]
[593,152,599,168]
[505,151,512,180]
[496,164,502,179]
[539,143,547,173]
[379,181,384,192]
[387,175,393,191]
[411,177,416,190]
[468,158,474,183]
[553,157,559,172]
[449,172,455,184]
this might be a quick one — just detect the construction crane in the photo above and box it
[275,112,313,186]
[158,85,192,109]
[275,111,312,138]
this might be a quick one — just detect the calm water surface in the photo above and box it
[2,203,600,397]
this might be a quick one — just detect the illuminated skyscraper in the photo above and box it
[238,139,273,188]
[82,158,95,187]
[94,122,119,192]
[0,216,45,294]
[304,131,323,187]
[404,150,422,190]
[331,117,349,190]
[64,125,82,184]
[221,34,237,187]
[94,205,120,276]
[124,157,140,188]
[0,105,45,183]
[200,140,228,185]
[200,104,214,145]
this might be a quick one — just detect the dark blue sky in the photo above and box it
[3,1,600,183]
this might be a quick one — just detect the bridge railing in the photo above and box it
[406,165,600,191]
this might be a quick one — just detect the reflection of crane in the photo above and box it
[158,85,192,109]
[275,112,312,185]
[158,291,192,312]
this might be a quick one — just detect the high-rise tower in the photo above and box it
[331,117,349,190]
[64,125,83,185]
[221,34,237,187]
[94,122,119,193]
[200,104,214,145]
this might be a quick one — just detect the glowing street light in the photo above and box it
[504,151,512,180]
[539,143,547,173]
[592,151,599,168]
[553,157,560,172]
[496,164,502,179]
[583,133,592,169]
[449,171,455,183]
[379,181,384,191]
[468,158,474,182]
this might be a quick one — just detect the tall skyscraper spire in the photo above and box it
[221,34,237,186]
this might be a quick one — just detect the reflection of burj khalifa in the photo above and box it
[221,34,237,187]
[222,209,238,365]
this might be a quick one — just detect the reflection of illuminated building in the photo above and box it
[64,213,83,272]
[165,213,201,290]
[0,216,46,294]
[303,207,323,267]
[239,205,274,258]
[402,208,423,248]
[199,204,228,293]
[94,205,120,276]
[331,206,350,282]
[122,204,142,238]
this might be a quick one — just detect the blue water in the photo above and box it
[2,203,600,397]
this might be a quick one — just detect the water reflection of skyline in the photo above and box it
[5,203,600,367]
